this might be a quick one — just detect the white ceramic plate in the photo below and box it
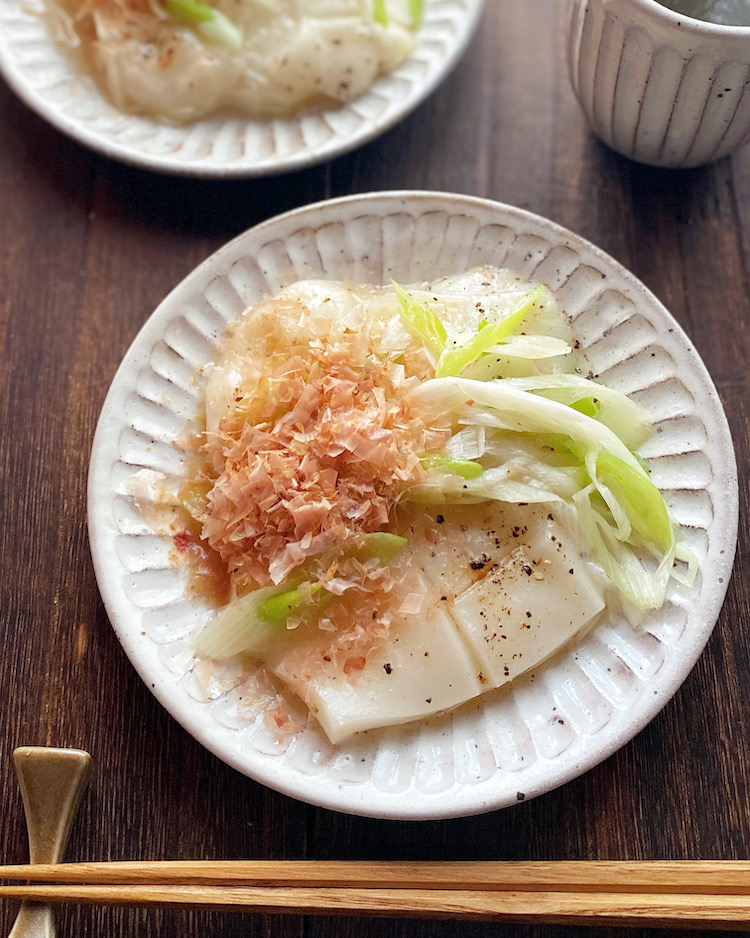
[0,1,484,177]
[87,191,738,819]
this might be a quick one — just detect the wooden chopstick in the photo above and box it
[3,883,750,929]
[2,860,750,894]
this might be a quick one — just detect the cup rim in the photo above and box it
[634,0,750,32]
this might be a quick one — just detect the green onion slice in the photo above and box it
[373,0,388,26]
[420,453,484,480]
[194,532,407,660]
[435,285,546,377]
[393,282,447,354]
[164,0,242,49]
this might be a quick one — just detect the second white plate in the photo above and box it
[88,191,738,818]
[0,0,485,177]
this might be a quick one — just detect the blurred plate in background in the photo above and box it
[0,0,485,177]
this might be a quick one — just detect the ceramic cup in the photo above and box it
[568,0,750,167]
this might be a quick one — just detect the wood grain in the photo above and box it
[7,884,750,930]
[1,2,749,938]
[7,860,750,895]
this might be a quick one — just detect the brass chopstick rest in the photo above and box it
[8,747,91,938]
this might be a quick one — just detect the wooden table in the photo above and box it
[1,2,749,936]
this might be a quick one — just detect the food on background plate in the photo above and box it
[132,266,694,745]
[42,0,421,123]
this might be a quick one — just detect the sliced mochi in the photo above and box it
[450,510,605,687]
[258,504,603,743]
[263,602,483,745]
[401,502,527,602]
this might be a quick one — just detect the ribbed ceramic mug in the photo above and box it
[568,0,750,167]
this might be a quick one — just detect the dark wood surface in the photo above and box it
[1,2,750,936]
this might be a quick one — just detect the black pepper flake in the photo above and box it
[425,698,432,703]
[569,568,575,574]
[516,792,526,801]
[436,514,445,524]
[522,564,533,576]
[383,662,393,674]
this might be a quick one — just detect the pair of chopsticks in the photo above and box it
[3,859,750,928]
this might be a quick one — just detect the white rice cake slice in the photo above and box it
[264,504,604,744]
[450,509,605,687]
[402,502,524,601]
[264,601,483,745]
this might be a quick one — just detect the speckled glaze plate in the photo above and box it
[0,0,484,177]
[87,191,738,818]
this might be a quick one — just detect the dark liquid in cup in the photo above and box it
[658,0,750,24]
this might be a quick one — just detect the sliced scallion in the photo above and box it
[594,450,673,554]
[194,532,407,660]
[420,453,484,480]
[570,396,601,419]
[256,582,324,623]
[435,285,546,377]
[164,0,242,49]
[373,0,389,26]
[393,282,447,354]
